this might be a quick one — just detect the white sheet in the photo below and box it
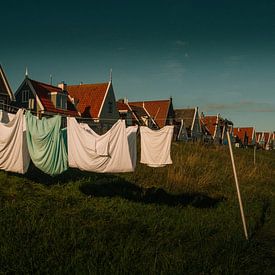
[0,110,15,123]
[67,118,138,173]
[140,126,174,167]
[79,123,109,156]
[0,109,30,174]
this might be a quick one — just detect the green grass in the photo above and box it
[0,142,274,274]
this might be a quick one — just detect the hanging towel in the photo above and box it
[25,111,68,175]
[0,109,30,174]
[67,118,138,173]
[140,126,174,167]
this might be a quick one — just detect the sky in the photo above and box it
[1,0,275,131]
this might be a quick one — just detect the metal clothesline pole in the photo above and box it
[226,121,248,240]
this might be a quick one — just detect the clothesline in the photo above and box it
[0,103,197,121]
[0,103,38,116]
[74,117,184,121]
[0,109,174,176]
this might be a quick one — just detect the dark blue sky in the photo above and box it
[1,0,275,130]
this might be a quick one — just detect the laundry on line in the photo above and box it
[0,109,174,176]
[25,111,68,176]
[0,109,30,174]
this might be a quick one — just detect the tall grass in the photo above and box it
[0,142,274,274]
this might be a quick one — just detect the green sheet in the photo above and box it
[25,111,68,175]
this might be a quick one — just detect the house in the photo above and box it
[270,132,275,150]
[256,132,265,149]
[67,81,119,132]
[257,132,273,150]
[233,127,256,147]
[116,98,155,127]
[174,107,202,141]
[127,98,174,129]
[116,99,132,126]
[116,99,131,125]
[0,65,15,110]
[14,75,79,118]
[256,132,262,144]
[263,132,272,150]
[200,114,226,144]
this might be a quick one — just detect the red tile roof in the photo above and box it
[128,99,171,128]
[29,79,79,116]
[116,101,130,112]
[67,83,109,118]
[233,127,255,144]
[200,116,218,137]
[262,132,271,143]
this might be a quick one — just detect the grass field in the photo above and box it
[0,142,274,274]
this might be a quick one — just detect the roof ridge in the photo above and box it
[67,82,109,87]
[234,127,254,129]
[29,78,62,90]
[129,99,170,103]
[175,107,196,110]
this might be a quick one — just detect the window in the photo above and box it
[56,94,61,107]
[22,90,30,103]
[108,101,113,113]
[56,94,67,109]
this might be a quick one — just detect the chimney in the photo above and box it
[58,81,67,91]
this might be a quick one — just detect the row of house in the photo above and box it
[0,65,274,148]
[233,127,275,150]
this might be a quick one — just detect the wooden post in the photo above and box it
[226,128,249,240]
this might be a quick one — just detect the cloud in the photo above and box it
[149,57,186,80]
[116,47,126,51]
[223,55,246,66]
[175,40,188,47]
[202,100,275,113]
[161,59,186,78]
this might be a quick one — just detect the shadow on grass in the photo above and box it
[15,164,224,209]
[79,178,225,208]
[19,163,96,185]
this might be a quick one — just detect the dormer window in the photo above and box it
[56,94,67,109]
[22,90,30,103]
